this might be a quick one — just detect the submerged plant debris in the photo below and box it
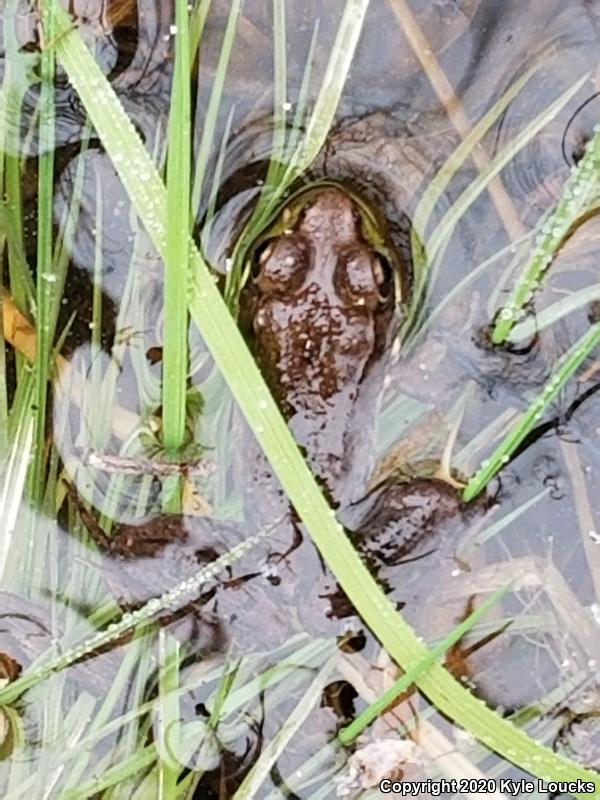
[1,0,600,798]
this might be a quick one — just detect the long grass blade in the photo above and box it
[464,322,600,501]
[233,658,337,799]
[39,3,600,791]
[163,0,192,476]
[190,0,241,217]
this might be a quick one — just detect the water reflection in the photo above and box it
[2,0,600,795]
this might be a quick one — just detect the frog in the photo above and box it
[243,184,462,573]
[247,185,398,498]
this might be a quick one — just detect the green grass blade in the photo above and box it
[269,0,288,189]
[412,68,536,241]
[189,0,212,63]
[0,521,275,705]
[163,0,192,467]
[507,284,600,343]
[464,322,600,501]
[60,745,158,800]
[408,68,536,331]
[493,125,600,343]
[339,583,510,744]
[224,2,369,308]
[288,0,369,175]
[41,5,600,792]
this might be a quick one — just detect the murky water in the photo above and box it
[2,0,600,797]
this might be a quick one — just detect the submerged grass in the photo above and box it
[23,1,600,793]
[224,0,370,308]
[30,0,57,507]
[404,73,588,343]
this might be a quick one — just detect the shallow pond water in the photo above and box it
[1,0,600,797]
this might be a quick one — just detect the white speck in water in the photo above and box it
[262,562,278,579]
[451,568,461,577]
[560,658,570,668]
[282,101,292,111]
[170,24,177,34]
[588,530,600,544]
[588,659,597,669]
[590,603,600,626]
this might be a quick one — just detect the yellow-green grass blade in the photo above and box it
[464,322,600,501]
[190,0,241,218]
[156,632,182,797]
[38,4,600,793]
[30,1,58,506]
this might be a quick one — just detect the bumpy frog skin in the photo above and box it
[252,187,392,493]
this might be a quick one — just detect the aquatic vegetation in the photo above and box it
[1,0,600,797]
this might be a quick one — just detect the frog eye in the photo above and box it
[254,235,309,295]
[337,247,389,310]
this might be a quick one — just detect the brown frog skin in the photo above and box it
[249,185,461,566]
[250,187,393,498]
